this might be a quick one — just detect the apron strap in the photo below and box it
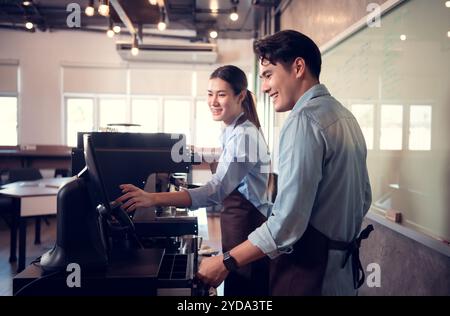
[327,224,374,289]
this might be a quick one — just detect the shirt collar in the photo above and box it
[291,84,330,114]
[221,112,245,145]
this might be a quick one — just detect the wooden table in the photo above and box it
[0,177,73,272]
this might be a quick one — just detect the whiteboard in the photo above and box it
[321,0,450,242]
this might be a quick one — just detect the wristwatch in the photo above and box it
[222,251,239,272]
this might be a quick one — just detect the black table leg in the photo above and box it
[34,217,41,244]
[9,198,20,263]
[18,217,27,273]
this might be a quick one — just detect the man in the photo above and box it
[197,30,372,296]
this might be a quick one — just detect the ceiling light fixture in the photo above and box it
[85,0,95,16]
[107,29,115,38]
[22,1,32,6]
[98,0,110,17]
[131,34,139,56]
[113,25,121,33]
[25,21,33,30]
[149,0,158,5]
[107,19,114,38]
[157,21,167,31]
[157,8,167,31]
[230,7,239,21]
[209,30,218,39]
[400,34,406,41]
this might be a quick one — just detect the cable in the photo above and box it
[14,269,61,296]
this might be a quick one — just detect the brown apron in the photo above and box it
[269,224,374,295]
[269,225,329,296]
[221,189,270,296]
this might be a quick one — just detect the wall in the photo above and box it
[359,218,450,295]
[281,0,388,47]
[0,29,254,145]
[274,0,389,134]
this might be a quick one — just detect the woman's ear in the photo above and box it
[239,90,247,105]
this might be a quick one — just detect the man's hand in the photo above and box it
[197,255,229,288]
[116,184,156,212]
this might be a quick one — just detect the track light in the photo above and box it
[25,21,33,30]
[149,0,158,5]
[209,30,218,39]
[157,8,167,31]
[230,7,239,21]
[98,0,110,17]
[85,0,95,16]
[131,34,139,56]
[106,18,114,38]
[157,21,167,31]
[113,25,121,33]
[22,1,32,6]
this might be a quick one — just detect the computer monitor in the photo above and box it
[83,134,113,214]
[85,132,190,204]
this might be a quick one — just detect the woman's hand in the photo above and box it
[116,184,156,212]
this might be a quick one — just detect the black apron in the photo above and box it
[221,189,270,296]
[269,224,374,296]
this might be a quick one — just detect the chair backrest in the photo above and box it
[8,168,43,182]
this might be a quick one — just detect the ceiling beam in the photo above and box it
[110,0,136,36]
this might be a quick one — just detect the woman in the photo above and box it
[117,65,271,296]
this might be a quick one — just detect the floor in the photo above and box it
[0,213,222,296]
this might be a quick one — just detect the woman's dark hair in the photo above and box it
[210,65,261,129]
[253,30,322,79]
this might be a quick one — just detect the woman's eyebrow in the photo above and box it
[207,89,227,93]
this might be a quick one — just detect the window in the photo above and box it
[351,104,374,150]
[0,96,18,145]
[409,105,431,150]
[380,105,403,150]
[99,98,127,129]
[163,99,191,143]
[131,99,160,133]
[195,100,222,148]
[65,95,225,147]
[66,98,94,147]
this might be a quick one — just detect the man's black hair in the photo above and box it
[253,30,322,79]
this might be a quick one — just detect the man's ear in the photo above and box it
[293,57,306,79]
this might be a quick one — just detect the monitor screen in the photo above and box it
[83,134,112,212]
[85,132,190,203]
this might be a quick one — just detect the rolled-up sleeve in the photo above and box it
[248,112,325,258]
[187,131,258,209]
